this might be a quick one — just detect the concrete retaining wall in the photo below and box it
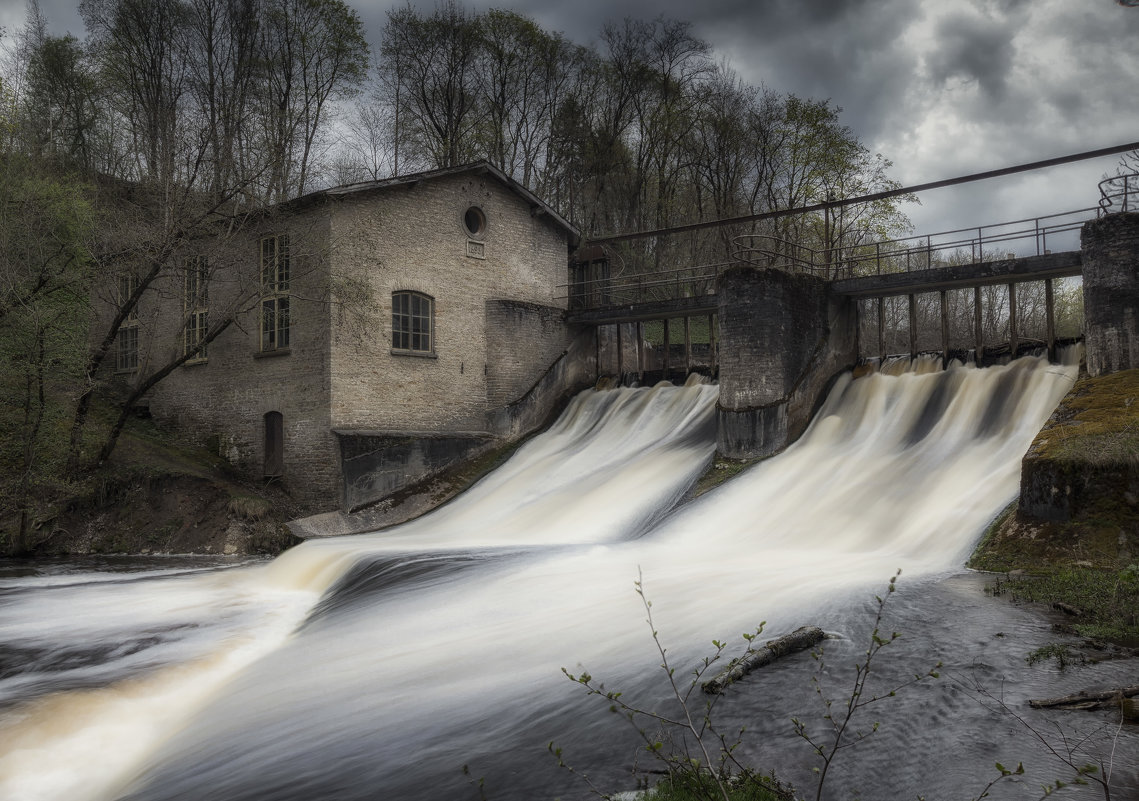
[336,430,496,513]
[716,266,858,458]
[1082,213,1139,376]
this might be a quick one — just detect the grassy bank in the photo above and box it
[969,367,1139,649]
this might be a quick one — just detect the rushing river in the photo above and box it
[1,353,1135,801]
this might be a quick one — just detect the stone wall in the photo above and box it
[337,431,496,512]
[488,326,597,439]
[485,300,571,408]
[143,208,341,509]
[1081,213,1139,376]
[716,266,858,458]
[326,172,571,434]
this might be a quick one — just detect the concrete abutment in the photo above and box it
[716,266,858,459]
[1081,212,1139,376]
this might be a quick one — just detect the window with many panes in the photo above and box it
[116,272,139,371]
[184,256,209,361]
[260,234,290,352]
[391,291,434,355]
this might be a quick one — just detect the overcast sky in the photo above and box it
[3,0,1138,242]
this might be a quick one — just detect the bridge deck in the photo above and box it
[831,251,1082,298]
[566,252,1081,326]
[567,294,718,325]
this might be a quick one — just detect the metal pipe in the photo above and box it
[588,141,1139,245]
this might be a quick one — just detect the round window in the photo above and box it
[463,206,487,237]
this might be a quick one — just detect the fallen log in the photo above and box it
[1051,601,1084,617]
[1028,684,1139,711]
[703,626,825,695]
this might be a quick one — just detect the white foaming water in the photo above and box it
[0,355,1078,801]
[262,380,719,593]
[0,380,718,801]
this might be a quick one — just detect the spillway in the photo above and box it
[1,353,1117,801]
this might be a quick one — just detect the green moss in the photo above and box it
[1032,368,1139,465]
[967,502,1019,572]
[1025,643,1084,669]
[692,456,763,498]
[972,369,1139,648]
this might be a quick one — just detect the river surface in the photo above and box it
[0,354,1136,801]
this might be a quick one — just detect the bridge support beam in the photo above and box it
[908,293,917,358]
[716,267,858,459]
[974,286,984,365]
[1045,278,1056,362]
[637,321,644,380]
[877,297,885,360]
[940,290,949,368]
[1008,283,1019,357]
[1081,212,1139,376]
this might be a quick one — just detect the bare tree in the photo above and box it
[256,0,368,202]
[379,0,482,170]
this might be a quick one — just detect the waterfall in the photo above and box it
[0,355,1082,801]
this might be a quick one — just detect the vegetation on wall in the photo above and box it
[970,368,1139,647]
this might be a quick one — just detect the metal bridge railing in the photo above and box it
[563,204,1111,313]
[732,208,1096,280]
[1098,171,1139,216]
[560,262,729,311]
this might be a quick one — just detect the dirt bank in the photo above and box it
[3,420,306,557]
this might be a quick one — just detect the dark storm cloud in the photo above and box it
[924,10,1015,101]
[9,0,1139,236]
[696,0,924,147]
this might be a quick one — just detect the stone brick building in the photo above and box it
[112,163,588,511]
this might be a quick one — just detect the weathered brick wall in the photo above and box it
[718,266,831,409]
[1082,213,1139,376]
[488,326,597,439]
[327,173,570,432]
[144,208,340,509]
[484,299,570,407]
[98,169,574,514]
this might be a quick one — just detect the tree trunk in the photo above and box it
[1029,685,1139,711]
[703,626,825,694]
[95,318,234,464]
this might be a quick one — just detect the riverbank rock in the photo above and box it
[24,472,302,557]
[979,368,1139,569]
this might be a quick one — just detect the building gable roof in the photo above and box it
[320,161,580,247]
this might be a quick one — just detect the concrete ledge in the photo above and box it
[336,431,497,512]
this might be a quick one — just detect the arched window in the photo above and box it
[392,291,435,355]
[264,411,284,478]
